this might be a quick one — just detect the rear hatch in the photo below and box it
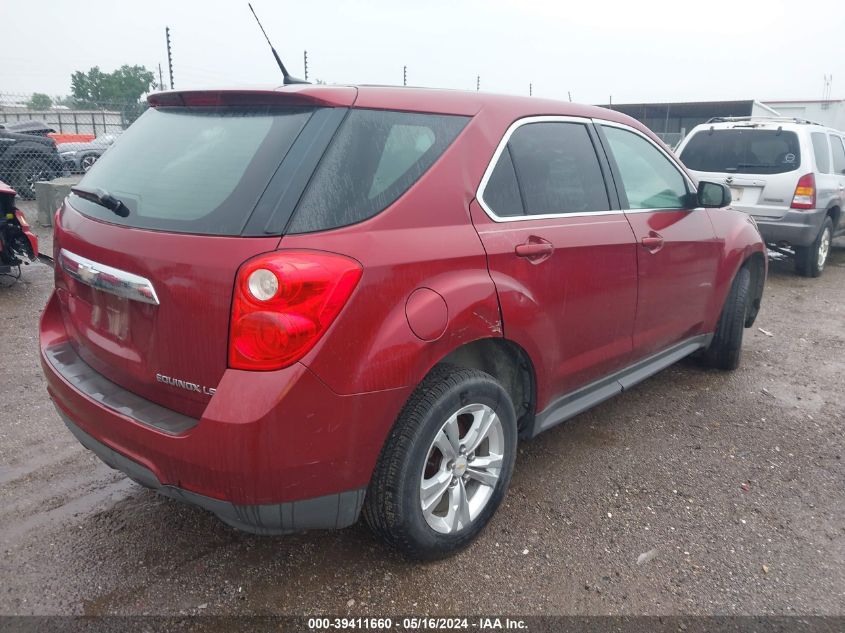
[679,126,802,218]
[52,91,352,418]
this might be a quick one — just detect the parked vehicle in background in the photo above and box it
[0,120,56,136]
[0,126,66,199]
[58,134,119,173]
[40,86,766,559]
[677,117,845,277]
[0,180,39,277]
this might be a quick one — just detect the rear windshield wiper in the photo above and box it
[70,186,130,218]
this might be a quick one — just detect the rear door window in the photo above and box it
[69,106,314,235]
[602,126,689,209]
[482,146,524,217]
[812,132,831,173]
[288,109,468,233]
[831,136,845,175]
[679,129,801,175]
[500,121,610,216]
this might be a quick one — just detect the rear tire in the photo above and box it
[795,217,833,278]
[703,266,751,371]
[364,364,517,560]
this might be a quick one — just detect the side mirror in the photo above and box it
[697,181,732,208]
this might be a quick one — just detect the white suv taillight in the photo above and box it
[790,173,816,210]
[229,250,362,371]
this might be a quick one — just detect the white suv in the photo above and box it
[677,117,845,277]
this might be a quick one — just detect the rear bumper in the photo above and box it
[751,208,826,248]
[59,409,366,534]
[39,292,411,533]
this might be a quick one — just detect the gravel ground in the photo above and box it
[1,202,843,617]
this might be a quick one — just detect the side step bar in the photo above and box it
[529,334,712,437]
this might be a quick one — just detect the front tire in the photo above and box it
[795,216,833,278]
[12,156,51,200]
[80,153,99,172]
[364,365,517,560]
[703,266,751,370]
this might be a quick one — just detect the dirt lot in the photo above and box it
[1,203,843,617]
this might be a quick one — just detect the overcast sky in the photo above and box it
[2,0,842,104]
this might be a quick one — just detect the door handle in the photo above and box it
[514,238,554,262]
[515,242,554,257]
[641,233,664,252]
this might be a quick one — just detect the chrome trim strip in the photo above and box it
[476,115,625,223]
[59,249,160,306]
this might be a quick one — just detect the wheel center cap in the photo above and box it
[453,456,468,475]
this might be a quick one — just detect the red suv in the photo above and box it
[40,86,766,559]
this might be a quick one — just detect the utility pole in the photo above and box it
[476,75,480,92]
[165,27,174,89]
[529,83,532,96]
[568,91,572,102]
[158,63,165,91]
[403,65,407,86]
[304,50,309,81]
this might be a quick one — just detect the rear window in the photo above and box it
[69,106,314,235]
[680,128,801,175]
[288,109,468,233]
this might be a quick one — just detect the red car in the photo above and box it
[39,86,766,559]
[0,180,39,274]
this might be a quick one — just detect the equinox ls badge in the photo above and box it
[156,373,217,396]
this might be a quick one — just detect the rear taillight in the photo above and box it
[790,173,816,210]
[229,250,362,371]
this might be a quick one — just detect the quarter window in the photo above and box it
[830,135,845,175]
[289,109,468,233]
[811,132,831,174]
[603,126,689,210]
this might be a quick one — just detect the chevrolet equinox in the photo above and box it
[40,86,767,559]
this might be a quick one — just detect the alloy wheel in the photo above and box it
[419,403,504,534]
[81,155,98,172]
[818,227,831,270]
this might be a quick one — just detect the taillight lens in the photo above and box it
[229,250,362,371]
[790,173,816,210]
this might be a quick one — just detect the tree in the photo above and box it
[27,93,53,110]
[70,65,156,107]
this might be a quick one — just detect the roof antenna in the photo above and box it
[248,3,309,85]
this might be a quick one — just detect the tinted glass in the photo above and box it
[812,132,831,173]
[679,129,801,175]
[603,126,688,209]
[831,136,845,174]
[483,146,523,216]
[506,122,609,215]
[289,109,468,233]
[69,106,313,235]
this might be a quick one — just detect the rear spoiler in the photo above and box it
[147,87,357,109]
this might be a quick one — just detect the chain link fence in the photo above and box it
[0,93,146,199]
[655,131,685,151]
